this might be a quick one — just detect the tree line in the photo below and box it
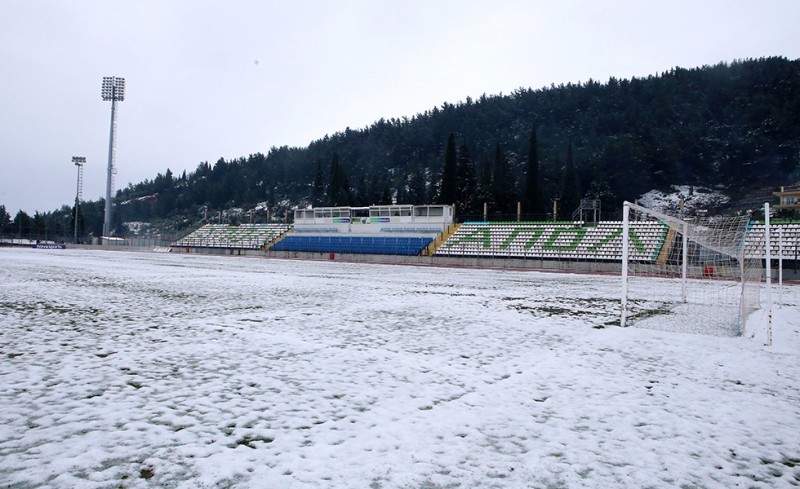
[3,56,798,240]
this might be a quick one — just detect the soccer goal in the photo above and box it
[620,201,762,336]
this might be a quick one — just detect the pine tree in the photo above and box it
[560,143,581,220]
[525,126,544,217]
[368,174,383,206]
[437,133,458,205]
[0,205,10,234]
[355,175,369,206]
[477,157,493,213]
[379,181,392,204]
[456,141,478,215]
[12,210,31,238]
[326,153,351,206]
[311,159,325,206]
[407,164,428,204]
[326,153,339,205]
[395,177,408,205]
[491,142,516,215]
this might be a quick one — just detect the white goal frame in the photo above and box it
[620,201,762,336]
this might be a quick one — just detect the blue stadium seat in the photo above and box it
[269,235,433,256]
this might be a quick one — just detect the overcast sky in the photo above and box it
[1,0,799,216]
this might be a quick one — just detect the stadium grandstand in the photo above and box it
[271,204,453,256]
[434,221,668,262]
[173,223,290,251]
[744,220,800,261]
[168,203,799,280]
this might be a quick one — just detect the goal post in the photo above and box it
[620,201,761,336]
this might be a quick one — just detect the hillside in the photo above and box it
[2,57,799,240]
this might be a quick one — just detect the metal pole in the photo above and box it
[764,203,772,346]
[74,173,80,244]
[72,157,85,243]
[620,202,630,327]
[101,77,124,237]
[681,222,688,302]
[765,206,771,289]
[103,94,117,237]
[74,195,79,243]
[778,226,783,308]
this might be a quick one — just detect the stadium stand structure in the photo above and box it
[744,220,800,260]
[435,221,669,262]
[436,220,800,262]
[169,205,799,280]
[270,204,453,256]
[174,223,290,249]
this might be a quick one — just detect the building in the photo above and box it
[774,186,800,210]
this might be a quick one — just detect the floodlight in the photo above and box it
[101,76,125,101]
[72,156,85,243]
[101,76,125,237]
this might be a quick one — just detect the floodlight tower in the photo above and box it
[72,156,86,243]
[101,76,125,237]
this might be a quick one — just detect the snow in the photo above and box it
[639,185,730,216]
[122,222,150,234]
[1,248,799,488]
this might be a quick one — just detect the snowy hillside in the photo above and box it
[638,185,730,216]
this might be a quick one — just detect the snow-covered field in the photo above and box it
[1,248,799,488]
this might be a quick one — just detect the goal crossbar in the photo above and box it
[623,201,747,259]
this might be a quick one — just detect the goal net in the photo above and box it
[620,201,761,336]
